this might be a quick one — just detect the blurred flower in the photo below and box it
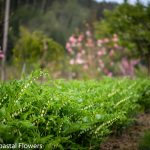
[68,48,73,53]
[78,34,84,42]
[120,57,135,76]
[112,34,119,42]
[69,59,75,65]
[86,30,91,37]
[76,58,84,64]
[66,42,74,53]
[97,39,103,47]
[97,50,103,56]
[121,58,130,69]
[0,51,4,59]
[130,59,139,66]
[107,72,113,77]
[66,29,137,78]
[69,35,77,44]
[66,42,70,49]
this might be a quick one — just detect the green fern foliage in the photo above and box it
[0,72,149,149]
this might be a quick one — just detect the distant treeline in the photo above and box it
[0,0,118,58]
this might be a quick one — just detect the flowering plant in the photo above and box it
[66,28,139,79]
[0,50,4,59]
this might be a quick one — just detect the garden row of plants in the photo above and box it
[0,71,150,149]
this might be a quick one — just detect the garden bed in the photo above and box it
[0,71,150,149]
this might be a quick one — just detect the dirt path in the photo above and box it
[100,113,150,150]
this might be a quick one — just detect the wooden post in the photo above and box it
[1,0,10,81]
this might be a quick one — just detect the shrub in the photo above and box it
[66,27,139,79]
[13,27,65,74]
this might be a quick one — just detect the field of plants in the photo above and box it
[1,1,150,149]
[0,71,150,149]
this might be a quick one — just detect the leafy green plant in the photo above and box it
[138,131,150,150]
[138,81,150,113]
[0,71,150,149]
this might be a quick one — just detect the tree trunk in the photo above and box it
[41,0,46,13]
[1,0,10,81]
[148,53,150,76]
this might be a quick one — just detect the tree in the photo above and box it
[0,0,4,45]
[13,27,65,74]
[1,0,10,81]
[95,2,150,75]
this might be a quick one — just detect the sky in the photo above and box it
[95,0,149,5]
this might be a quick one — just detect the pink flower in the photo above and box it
[76,58,84,64]
[130,59,139,66]
[66,42,70,49]
[121,58,130,69]
[97,39,103,46]
[69,35,77,44]
[0,51,4,59]
[120,57,134,76]
[69,59,75,65]
[78,34,84,42]
[98,48,106,56]
[68,48,73,53]
[97,50,103,56]
[112,34,119,42]
[86,30,91,37]
[107,72,113,77]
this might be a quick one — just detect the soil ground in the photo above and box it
[100,113,150,150]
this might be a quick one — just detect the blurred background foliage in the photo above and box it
[95,2,150,74]
[0,0,150,79]
[13,27,65,75]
